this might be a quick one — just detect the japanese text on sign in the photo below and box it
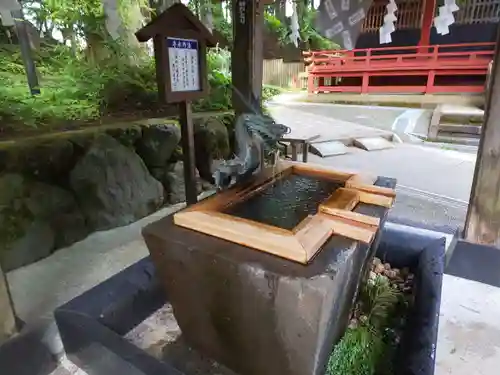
[167,37,200,92]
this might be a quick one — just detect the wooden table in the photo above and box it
[280,134,320,163]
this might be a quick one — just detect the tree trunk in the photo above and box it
[200,0,213,31]
[85,31,108,61]
[275,0,286,21]
[102,0,148,59]
[61,26,77,56]
[155,0,180,13]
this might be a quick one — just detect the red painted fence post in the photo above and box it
[308,74,315,93]
[426,70,436,93]
[362,74,369,93]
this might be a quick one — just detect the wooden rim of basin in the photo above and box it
[174,160,395,264]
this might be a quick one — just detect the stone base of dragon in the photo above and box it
[213,114,290,190]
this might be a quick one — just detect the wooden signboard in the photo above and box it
[136,3,216,104]
[174,160,396,264]
[136,4,217,205]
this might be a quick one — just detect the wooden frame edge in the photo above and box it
[172,162,394,263]
[174,211,310,263]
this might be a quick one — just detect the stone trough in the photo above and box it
[142,161,396,375]
[51,222,445,375]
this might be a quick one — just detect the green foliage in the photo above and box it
[0,43,157,128]
[0,41,281,132]
[264,13,289,43]
[326,275,407,375]
[194,47,232,111]
[360,275,400,329]
[262,85,283,102]
[216,17,233,43]
[327,326,384,375]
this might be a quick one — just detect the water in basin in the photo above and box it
[224,174,342,230]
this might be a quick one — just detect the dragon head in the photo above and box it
[213,113,290,191]
[241,114,290,154]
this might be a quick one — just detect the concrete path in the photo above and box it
[268,102,394,144]
[436,275,500,375]
[307,145,475,201]
[286,92,484,108]
[6,192,214,360]
[269,97,476,233]
[268,100,433,141]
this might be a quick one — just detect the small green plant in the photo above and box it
[359,275,400,328]
[327,270,409,375]
[327,326,384,375]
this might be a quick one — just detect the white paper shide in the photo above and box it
[167,37,200,92]
[434,0,459,36]
[379,0,397,44]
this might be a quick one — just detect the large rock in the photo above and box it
[2,139,77,185]
[136,123,181,168]
[70,135,164,231]
[193,117,230,183]
[165,162,204,204]
[0,174,88,271]
[105,125,143,148]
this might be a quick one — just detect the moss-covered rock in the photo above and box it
[0,173,88,271]
[69,135,164,231]
[105,124,143,148]
[194,116,230,159]
[165,161,204,204]
[135,123,181,169]
[193,116,232,183]
[1,139,78,185]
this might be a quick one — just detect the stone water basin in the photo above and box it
[142,162,396,375]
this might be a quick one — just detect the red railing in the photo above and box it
[305,42,495,94]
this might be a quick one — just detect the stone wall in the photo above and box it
[0,114,233,272]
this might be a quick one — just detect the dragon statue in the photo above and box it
[213,113,291,190]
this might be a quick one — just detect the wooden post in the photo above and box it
[11,9,40,95]
[419,0,436,48]
[231,0,264,116]
[464,27,500,246]
[179,101,198,205]
[0,265,17,344]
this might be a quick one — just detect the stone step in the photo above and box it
[436,133,480,146]
[438,123,482,135]
[310,141,349,157]
[353,137,394,151]
[439,104,484,125]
